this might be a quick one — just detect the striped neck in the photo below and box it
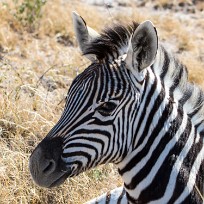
[116,46,203,203]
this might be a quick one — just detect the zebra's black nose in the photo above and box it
[29,137,69,188]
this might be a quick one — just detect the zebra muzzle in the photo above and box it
[29,137,70,188]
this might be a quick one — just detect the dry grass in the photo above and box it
[0,0,203,203]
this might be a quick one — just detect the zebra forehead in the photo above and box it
[72,62,127,85]
[67,64,130,104]
[84,22,139,60]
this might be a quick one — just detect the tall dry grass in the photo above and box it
[0,0,204,203]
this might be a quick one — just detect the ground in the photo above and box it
[0,0,204,203]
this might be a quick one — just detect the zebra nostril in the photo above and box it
[43,160,56,174]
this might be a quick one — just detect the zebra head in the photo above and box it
[29,12,158,188]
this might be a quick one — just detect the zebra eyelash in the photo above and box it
[95,101,118,116]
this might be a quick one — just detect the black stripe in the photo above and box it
[178,84,193,105]
[126,192,142,204]
[63,143,99,168]
[169,61,184,94]
[105,191,111,204]
[117,188,126,204]
[140,71,150,102]
[109,120,118,162]
[182,189,202,204]
[66,135,106,158]
[62,151,92,164]
[160,48,170,80]
[195,152,204,204]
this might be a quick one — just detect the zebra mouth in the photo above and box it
[49,168,72,188]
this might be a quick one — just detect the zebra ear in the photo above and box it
[125,20,158,72]
[72,11,100,62]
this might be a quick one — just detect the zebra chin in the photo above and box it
[29,137,73,188]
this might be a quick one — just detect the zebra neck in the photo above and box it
[154,45,204,134]
[116,89,203,202]
[115,45,204,203]
[117,104,203,203]
[116,64,177,167]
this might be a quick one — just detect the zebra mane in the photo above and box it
[84,22,139,60]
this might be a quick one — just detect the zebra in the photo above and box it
[29,11,204,203]
[85,186,127,204]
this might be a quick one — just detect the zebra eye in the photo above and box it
[96,102,117,116]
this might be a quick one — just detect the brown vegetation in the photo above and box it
[0,0,203,203]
